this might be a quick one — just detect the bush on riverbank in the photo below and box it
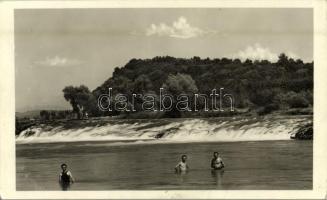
[291,123,313,140]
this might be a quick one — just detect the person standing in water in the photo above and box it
[175,154,189,173]
[59,163,75,190]
[211,152,225,170]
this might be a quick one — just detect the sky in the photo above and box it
[14,8,313,112]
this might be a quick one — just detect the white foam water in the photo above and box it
[16,116,312,144]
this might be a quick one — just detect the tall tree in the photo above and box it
[161,73,198,117]
[63,85,94,119]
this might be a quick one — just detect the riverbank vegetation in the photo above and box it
[61,53,312,118]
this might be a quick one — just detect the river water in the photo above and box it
[16,140,312,190]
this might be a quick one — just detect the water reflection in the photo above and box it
[211,169,224,188]
[59,182,72,191]
[175,170,189,184]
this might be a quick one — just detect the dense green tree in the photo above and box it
[161,73,198,117]
[63,85,95,119]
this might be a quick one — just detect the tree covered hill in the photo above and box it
[63,53,313,118]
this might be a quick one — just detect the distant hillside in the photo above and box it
[16,110,41,119]
[62,54,313,118]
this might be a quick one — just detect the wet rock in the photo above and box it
[291,123,313,140]
[155,132,165,139]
